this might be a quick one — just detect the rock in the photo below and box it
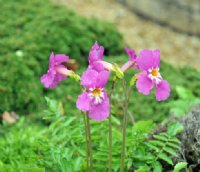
[54,0,200,71]
[2,111,19,124]
[177,104,200,171]
[147,105,200,170]
[119,0,200,36]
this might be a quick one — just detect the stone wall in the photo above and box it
[118,0,200,35]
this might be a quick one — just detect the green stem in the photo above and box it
[108,81,115,172]
[83,113,89,171]
[108,114,112,172]
[86,116,93,172]
[120,79,134,172]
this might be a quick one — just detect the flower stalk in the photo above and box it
[108,80,116,172]
[86,116,93,172]
[120,79,134,172]
[83,113,89,171]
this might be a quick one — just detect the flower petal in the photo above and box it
[125,47,136,61]
[53,73,67,85]
[81,69,98,88]
[152,49,160,68]
[155,80,170,101]
[89,62,104,72]
[88,92,110,121]
[40,69,67,88]
[40,69,56,88]
[76,91,90,111]
[96,70,110,88]
[137,49,160,70]
[49,53,69,68]
[88,42,104,64]
[136,73,153,95]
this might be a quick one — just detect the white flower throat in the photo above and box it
[148,67,162,84]
[89,88,104,104]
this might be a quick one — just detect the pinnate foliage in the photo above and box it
[133,121,185,172]
[0,98,187,171]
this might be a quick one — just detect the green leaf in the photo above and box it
[19,165,45,172]
[176,86,194,99]
[45,97,58,112]
[167,122,184,136]
[145,143,159,152]
[111,116,121,125]
[152,161,162,172]
[135,166,150,172]
[160,133,169,137]
[149,140,165,147]
[74,157,83,171]
[173,162,188,172]
[169,138,181,144]
[134,151,155,161]
[153,135,168,141]
[127,159,132,169]
[169,100,189,116]
[133,121,155,134]
[163,147,177,156]
[167,142,180,149]
[158,153,173,165]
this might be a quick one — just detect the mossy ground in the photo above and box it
[0,0,123,114]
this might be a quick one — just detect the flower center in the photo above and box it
[148,68,162,84]
[151,68,159,76]
[89,88,104,104]
[92,88,102,96]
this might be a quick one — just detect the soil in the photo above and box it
[52,0,200,71]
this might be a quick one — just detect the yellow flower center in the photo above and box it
[151,69,159,76]
[92,88,102,96]
[89,88,104,104]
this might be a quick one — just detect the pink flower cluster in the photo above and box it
[40,42,170,121]
[77,43,110,121]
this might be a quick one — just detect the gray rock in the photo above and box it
[177,105,200,170]
[118,0,200,35]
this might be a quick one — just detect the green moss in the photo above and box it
[0,0,124,114]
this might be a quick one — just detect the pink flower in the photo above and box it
[88,42,104,65]
[88,42,114,72]
[125,47,137,61]
[88,42,124,79]
[40,53,73,88]
[136,49,170,101]
[121,47,137,72]
[76,69,110,121]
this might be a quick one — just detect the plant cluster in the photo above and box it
[37,41,188,172]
